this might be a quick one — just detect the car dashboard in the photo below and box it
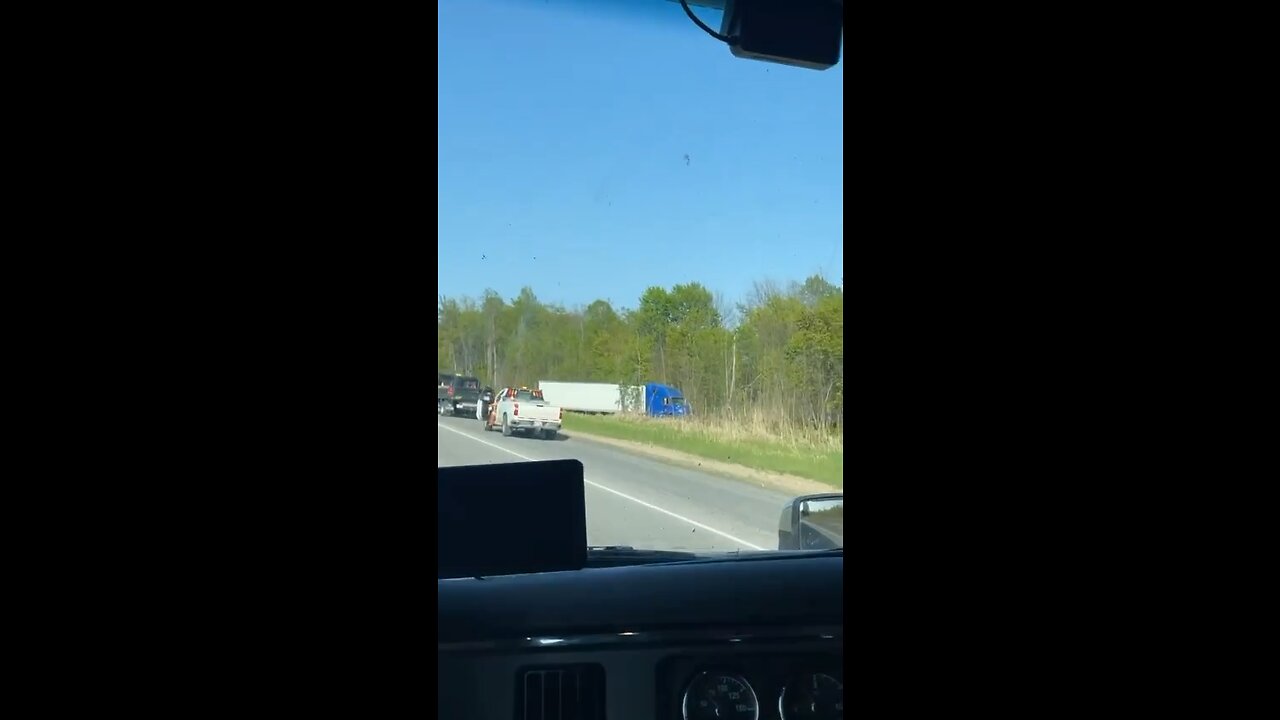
[438,553,843,719]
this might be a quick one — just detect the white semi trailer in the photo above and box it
[537,381,644,414]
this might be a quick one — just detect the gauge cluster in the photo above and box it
[659,654,843,720]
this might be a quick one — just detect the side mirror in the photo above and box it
[778,493,843,550]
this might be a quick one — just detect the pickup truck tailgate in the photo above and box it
[514,402,559,423]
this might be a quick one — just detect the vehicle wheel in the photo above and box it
[438,401,445,416]
[543,429,556,440]
[501,414,512,437]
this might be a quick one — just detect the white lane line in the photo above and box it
[436,422,766,551]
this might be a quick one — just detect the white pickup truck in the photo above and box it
[485,387,562,439]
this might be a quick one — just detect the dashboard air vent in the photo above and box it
[518,664,605,720]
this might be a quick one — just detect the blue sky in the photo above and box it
[438,0,843,312]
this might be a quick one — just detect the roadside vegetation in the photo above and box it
[440,275,842,421]
[439,275,843,484]
[561,410,843,488]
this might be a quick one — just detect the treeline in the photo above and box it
[437,275,843,434]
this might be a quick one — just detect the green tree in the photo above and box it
[436,274,843,436]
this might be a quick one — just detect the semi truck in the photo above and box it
[537,381,644,414]
[643,382,690,416]
[537,381,690,417]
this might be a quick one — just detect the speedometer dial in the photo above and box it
[681,671,759,720]
[779,673,843,720]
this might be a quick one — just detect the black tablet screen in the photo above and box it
[437,459,587,579]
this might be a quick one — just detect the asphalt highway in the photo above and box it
[436,414,795,552]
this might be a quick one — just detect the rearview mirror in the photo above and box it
[666,0,843,71]
[778,493,843,550]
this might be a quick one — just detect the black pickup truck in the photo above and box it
[437,373,482,417]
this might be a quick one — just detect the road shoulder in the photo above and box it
[563,428,839,497]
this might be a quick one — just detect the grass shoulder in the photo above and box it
[561,412,843,489]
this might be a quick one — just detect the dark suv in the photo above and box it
[438,374,482,417]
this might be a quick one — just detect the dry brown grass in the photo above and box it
[614,407,843,453]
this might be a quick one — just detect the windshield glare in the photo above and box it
[437,0,843,557]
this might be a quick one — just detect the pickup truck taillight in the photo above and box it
[447,387,454,396]
[513,403,519,416]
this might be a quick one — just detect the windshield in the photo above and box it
[459,378,480,390]
[437,0,843,556]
